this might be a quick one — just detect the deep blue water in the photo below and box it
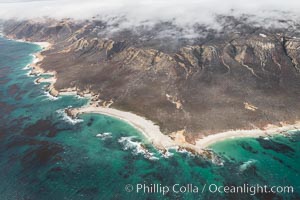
[0,36,300,200]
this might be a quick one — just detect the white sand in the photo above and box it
[12,38,51,50]
[35,77,56,84]
[33,42,51,50]
[196,122,300,148]
[72,106,177,150]
[71,104,300,154]
[59,91,78,96]
[69,104,300,154]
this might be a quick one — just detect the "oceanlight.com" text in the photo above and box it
[124,183,294,196]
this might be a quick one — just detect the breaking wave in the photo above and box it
[239,159,257,172]
[56,108,83,124]
[43,91,59,101]
[118,136,159,160]
[96,132,113,140]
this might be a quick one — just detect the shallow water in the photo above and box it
[0,37,299,200]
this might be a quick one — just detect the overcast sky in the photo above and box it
[0,0,299,29]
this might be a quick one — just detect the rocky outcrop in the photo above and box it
[284,37,300,72]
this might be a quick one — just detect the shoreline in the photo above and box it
[67,103,300,154]
[196,122,300,148]
[17,36,300,155]
[27,41,60,96]
[69,106,177,150]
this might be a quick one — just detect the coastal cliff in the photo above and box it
[3,17,300,144]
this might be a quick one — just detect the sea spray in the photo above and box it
[96,132,113,140]
[118,136,159,160]
[43,90,59,101]
[56,108,83,124]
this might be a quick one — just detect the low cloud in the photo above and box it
[1,0,299,37]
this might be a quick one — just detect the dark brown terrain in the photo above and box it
[3,16,300,143]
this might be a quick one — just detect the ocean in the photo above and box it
[0,36,299,200]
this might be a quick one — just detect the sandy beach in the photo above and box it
[70,106,177,150]
[67,103,300,155]
[35,77,56,84]
[33,42,51,50]
[196,122,300,148]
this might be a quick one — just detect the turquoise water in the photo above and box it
[0,36,299,200]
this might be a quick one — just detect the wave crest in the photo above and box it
[118,136,159,160]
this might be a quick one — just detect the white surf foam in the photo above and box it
[239,159,257,172]
[23,64,31,70]
[287,129,300,135]
[176,148,195,157]
[96,132,113,140]
[212,156,224,166]
[43,91,59,101]
[56,108,84,125]
[23,54,36,70]
[159,149,174,158]
[118,136,159,160]
[25,70,35,77]
[32,54,39,63]
[263,137,270,140]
